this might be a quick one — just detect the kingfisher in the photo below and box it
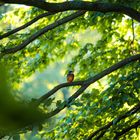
[67,71,74,83]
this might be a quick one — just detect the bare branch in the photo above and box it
[1,1,140,22]
[114,120,140,140]
[0,12,54,40]
[86,102,140,140]
[1,11,85,54]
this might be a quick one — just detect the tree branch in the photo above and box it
[37,54,140,119]
[95,130,106,140]
[1,11,85,54]
[37,54,140,105]
[37,80,85,105]
[45,85,89,119]
[0,12,54,40]
[84,54,140,85]
[86,102,140,140]
[114,120,140,140]
[1,1,140,22]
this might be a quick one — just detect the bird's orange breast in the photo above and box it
[67,74,74,83]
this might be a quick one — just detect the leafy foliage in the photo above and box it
[0,0,140,140]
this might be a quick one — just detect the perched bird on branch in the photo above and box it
[67,71,74,83]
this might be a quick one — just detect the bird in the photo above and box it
[67,71,74,83]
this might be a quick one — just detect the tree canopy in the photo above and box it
[0,0,140,139]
